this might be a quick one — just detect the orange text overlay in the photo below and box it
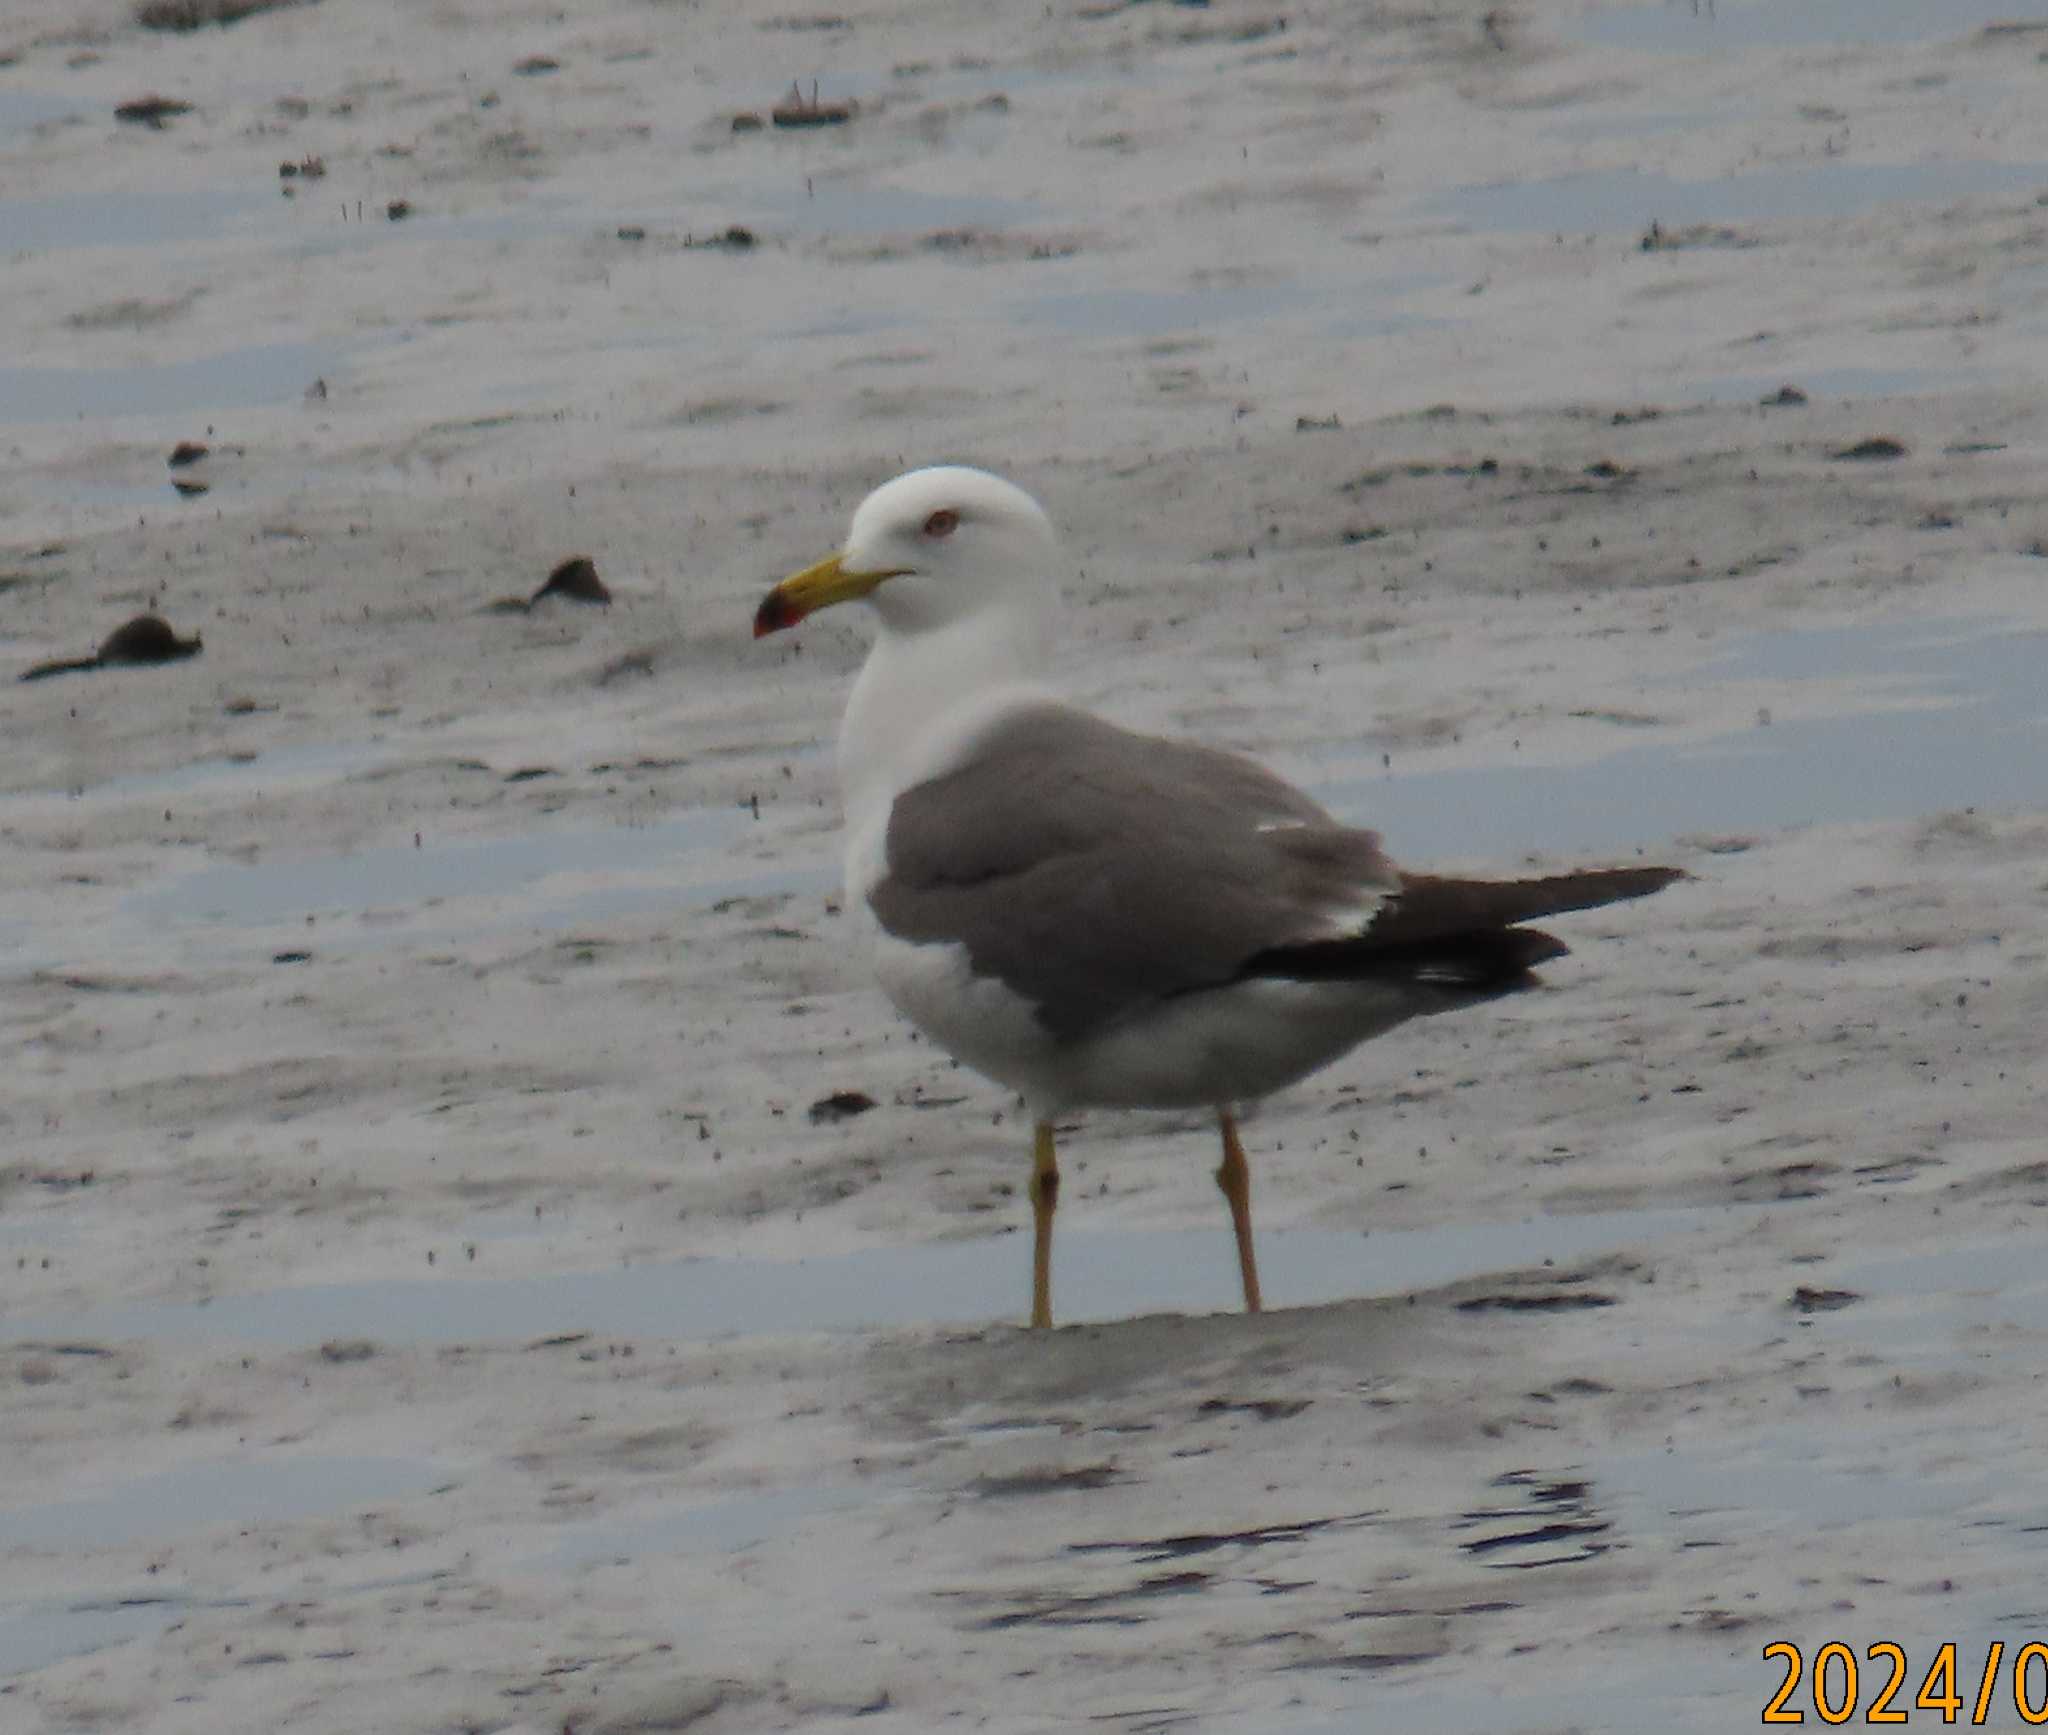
[1764,1642,2048,1726]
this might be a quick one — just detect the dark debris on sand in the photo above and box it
[487,555,612,614]
[21,615,204,683]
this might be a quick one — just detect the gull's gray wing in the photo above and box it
[870,703,1686,1043]
[867,704,1397,1041]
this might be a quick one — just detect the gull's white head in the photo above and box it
[755,465,1060,641]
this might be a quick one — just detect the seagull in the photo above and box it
[755,466,1681,1328]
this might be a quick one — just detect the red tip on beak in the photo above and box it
[754,590,798,638]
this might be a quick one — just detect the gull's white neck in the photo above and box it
[838,600,1053,833]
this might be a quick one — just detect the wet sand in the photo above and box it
[5,1,2048,1729]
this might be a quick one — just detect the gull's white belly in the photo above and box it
[1056,976,1422,1110]
[870,926,1066,1101]
[869,924,1422,1117]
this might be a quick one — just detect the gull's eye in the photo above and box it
[922,508,959,539]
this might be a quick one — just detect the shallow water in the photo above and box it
[0,1597,206,1682]
[0,341,336,425]
[64,739,397,804]
[1012,276,1446,343]
[1578,0,2045,53]
[26,475,183,515]
[1678,365,1998,403]
[530,1483,872,1571]
[1285,1653,1762,1735]
[1280,1242,2048,1732]
[380,179,1047,251]
[133,800,759,929]
[742,179,1043,237]
[0,1473,870,1679]
[0,86,82,134]
[0,186,275,251]
[0,1567,448,1681]
[1435,160,2048,236]
[1322,616,2048,858]
[6,1202,1744,1347]
[0,1454,451,1552]
[0,1454,454,1674]
[1594,1432,1999,1533]
[1832,1235,2048,1365]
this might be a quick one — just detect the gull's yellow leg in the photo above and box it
[1030,1120,1060,1329]
[1215,1107,1264,1314]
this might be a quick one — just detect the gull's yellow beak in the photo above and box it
[753,552,906,638]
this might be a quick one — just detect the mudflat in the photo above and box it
[4,2,2047,1730]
